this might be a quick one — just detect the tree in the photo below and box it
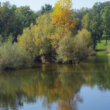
[57,32,74,63]
[89,2,110,47]
[49,27,65,49]
[17,25,38,60]
[75,29,92,48]
[18,14,56,63]
[73,8,89,30]
[73,29,92,63]
[14,6,37,40]
[34,14,56,62]
[41,4,52,14]
[0,2,37,41]
[101,6,110,44]
[57,29,92,63]
[81,13,90,30]
[90,15,102,49]
[50,0,77,32]
[0,2,16,40]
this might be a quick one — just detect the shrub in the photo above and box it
[17,25,38,60]
[75,29,92,47]
[73,29,92,62]
[0,40,32,70]
[57,32,75,63]
[57,29,92,63]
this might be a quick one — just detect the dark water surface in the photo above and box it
[0,56,110,110]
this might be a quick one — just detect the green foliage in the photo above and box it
[96,40,107,50]
[101,6,110,38]
[0,39,32,70]
[0,0,110,67]
[0,1,52,41]
[73,29,92,62]
[35,14,56,63]
[73,8,89,30]
[41,4,52,14]
[18,9,93,64]
[57,29,92,63]
[57,32,74,63]
[75,29,92,47]
[74,1,110,49]
[90,2,110,48]
[107,41,110,56]
[17,25,37,60]
[81,13,90,29]
[18,14,56,63]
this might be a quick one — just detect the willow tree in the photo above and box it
[50,0,77,32]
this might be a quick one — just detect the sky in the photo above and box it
[0,0,109,11]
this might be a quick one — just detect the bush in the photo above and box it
[75,29,92,47]
[0,40,32,70]
[57,32,75,63]
[17,26,38,60]
[57,29,92,63]
[73,29,92,62]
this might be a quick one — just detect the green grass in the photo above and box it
[96,40,107,50]
[96,51,107,56]
[96,40,108,56]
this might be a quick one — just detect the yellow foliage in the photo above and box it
[17,24,39,59]
[49,27,65,49]
[56,0,72,9]
[50,0,77,32]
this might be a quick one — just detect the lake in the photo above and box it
[0,56,110,110]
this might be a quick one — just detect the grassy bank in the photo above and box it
[96,40,109,56]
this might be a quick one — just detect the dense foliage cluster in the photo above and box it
[0,2,52,41]
[0,38,32,69]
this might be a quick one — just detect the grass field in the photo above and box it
[96,40,108,56]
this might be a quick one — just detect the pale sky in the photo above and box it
[0,0,109,11]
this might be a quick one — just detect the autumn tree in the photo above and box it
[34,14,56,62]
[18,14,56,63]
[50,0,77,32]
[49,27,65,49]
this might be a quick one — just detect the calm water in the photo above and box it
[0,56,110,110]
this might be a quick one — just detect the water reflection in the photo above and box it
[0,56,110,110]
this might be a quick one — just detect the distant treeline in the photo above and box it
[0,1,110,44]
[0,2,52,41]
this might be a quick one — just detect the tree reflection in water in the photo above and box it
[0,56,110,110]
[58,93,83,110]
